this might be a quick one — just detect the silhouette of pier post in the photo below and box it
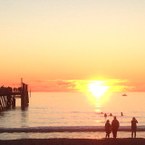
[21,83,29,110]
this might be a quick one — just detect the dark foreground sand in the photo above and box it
[0,138,145,145]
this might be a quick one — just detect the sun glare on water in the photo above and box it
[88,81,109,99]
[72,79,125,106]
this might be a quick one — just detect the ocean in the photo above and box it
[0,92,145,139]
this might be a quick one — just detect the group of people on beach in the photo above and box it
[105,116,138,138]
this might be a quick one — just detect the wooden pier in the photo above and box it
[0,82,29,111]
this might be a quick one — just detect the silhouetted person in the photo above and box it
[109,113,113,116]
[111,116,119,138]
[104,113,107,118]
[131,117,138,138]
[105,120,111,138]
[121,112,123,116]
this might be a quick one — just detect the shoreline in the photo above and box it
[1,131,145,140]
[0,138,145,145]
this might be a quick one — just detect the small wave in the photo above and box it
[0,126,145,133]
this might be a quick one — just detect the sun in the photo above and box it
[88,81,109,99]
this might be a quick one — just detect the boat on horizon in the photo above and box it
[122,93,127,96]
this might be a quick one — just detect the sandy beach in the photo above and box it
[0,138,145,145]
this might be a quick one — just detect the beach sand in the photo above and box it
[0,138,145,145]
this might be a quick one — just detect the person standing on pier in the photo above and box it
[111,116,120,138]
[131,117,138,138]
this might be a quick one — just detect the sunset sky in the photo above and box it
[0,0,145,91]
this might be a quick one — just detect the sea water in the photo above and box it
[0,92,145,139]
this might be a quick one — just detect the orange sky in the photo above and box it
[0,0,145,91]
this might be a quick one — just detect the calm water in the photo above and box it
[0,92,145,139]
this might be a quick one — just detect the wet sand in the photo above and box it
[0,138,145,145]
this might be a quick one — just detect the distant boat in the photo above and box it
[122,93,127,96]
